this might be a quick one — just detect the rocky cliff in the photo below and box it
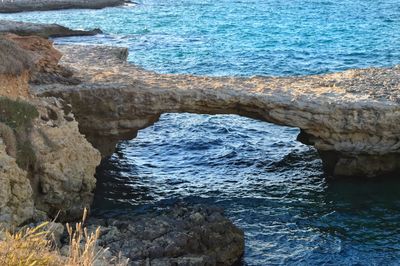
[0,36,101,227]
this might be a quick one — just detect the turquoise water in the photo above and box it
[2,0,400,76]
[3,1,400,265]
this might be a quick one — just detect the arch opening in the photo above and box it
[92,113,324,213]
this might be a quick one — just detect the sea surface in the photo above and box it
[3,0,400,264]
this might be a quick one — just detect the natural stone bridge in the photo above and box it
[34,45,400,178]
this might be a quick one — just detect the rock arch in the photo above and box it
[35,45,400,178]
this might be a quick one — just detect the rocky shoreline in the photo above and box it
[0,0,128,13]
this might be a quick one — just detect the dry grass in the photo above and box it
[0,221,62,266]
[65,208,104,266]
[0,209,129,266]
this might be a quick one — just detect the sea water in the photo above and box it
[2,0,400,264]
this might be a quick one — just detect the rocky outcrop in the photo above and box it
[34,44,400,177]
[0,0,127,13]
[0,20,102,38]
[86,204,244,265]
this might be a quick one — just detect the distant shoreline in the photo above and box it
[0,19,102,38]
[0,0,129,13]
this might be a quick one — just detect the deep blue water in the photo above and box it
[3,0,400,264]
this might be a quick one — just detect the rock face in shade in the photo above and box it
[0,20,102,38]
[86,204,244,266]
[0,0,126,13]
[34,44,400,178]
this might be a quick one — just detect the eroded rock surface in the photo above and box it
[34,44,400,177]
[0,37,33,98]
[4,33,81,85]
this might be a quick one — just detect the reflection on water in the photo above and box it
[93,113,400,265]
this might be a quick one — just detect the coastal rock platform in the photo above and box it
[34,44,400,177]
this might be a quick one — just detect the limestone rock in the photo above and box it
[0,97,101,226]
[0,36,101,227]
[30,98,101,221]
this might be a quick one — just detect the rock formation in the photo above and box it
[0,0,127,13]
[34,44,400,177]
[0,36,101,227]
[0,20,102,38]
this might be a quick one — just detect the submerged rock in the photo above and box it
[86,204,244,265]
